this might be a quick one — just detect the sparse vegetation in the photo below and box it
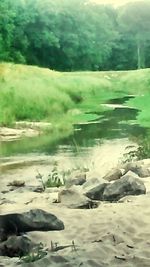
[45,165,65,188]
[123,136,150,162]
[36,163,65,189]
[21,243,47,263]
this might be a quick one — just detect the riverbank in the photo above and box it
[1,64,150,266]
[1,63,150,130]
[0,122,52,142]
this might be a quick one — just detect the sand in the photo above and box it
[1,190,150,266]
[1,141,150,266]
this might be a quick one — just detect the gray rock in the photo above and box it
[85,183,108,200]
[0,209,64,241]
[66,175,86,187]
[82,177,107,193]
[103,168,123,181]
[7,180,25,187]
[124,161,150,178]
[0,235,34,257]
[122,170,139,179]
[58,189,99,209]
[68,200,99,209]
[103,171,146,201]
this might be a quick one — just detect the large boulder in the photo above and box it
[103,171,146,201]
[0,236,34,257]
[0,209,64,241]
[85,183,108,200]
[58,189,99,209]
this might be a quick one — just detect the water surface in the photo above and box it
[0,95,148,172]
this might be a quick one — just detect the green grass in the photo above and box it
[1,63,150,130]
[0,63,117,127]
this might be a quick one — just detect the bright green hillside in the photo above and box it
[0,63,150,130]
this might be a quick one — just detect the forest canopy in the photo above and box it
[0,0,150,71]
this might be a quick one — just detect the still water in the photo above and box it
[0,96,148,173]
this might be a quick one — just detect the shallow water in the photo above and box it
[0,95,148,173]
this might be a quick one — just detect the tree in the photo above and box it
[118,1,150,69]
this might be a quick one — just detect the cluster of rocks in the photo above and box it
[1,160,149,210]
[85,171,146,201]
[0,209,64,258]
[58,160,149,205]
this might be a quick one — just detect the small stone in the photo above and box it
[7,180,25,187]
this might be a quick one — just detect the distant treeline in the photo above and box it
[0,0,150,71]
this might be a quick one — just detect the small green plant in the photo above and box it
[45,163,65,188]
[122,138,150,163]
[21,243,47,263]
[122,150,138,163]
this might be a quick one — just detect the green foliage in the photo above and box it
[2,0,150,71]
[123,137,150,162]
[1,63,150,131]
[21,243,47,263]
[0,63,119,127]
[118,1,150,69]
[45,164,65,188]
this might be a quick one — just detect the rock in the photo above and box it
[16,185,44,193]
[103,171,146,201]
[124,161,141,172]
[0,199,16,205]
[122,170,139,179]
[124,161,150,178]
[66,176,86,187]
[68,200,99,209]
[7,180,25,187]
[1,190,11,194]
[0,236,34,257]
[33,186,45,193]
[0,209,64,241]
[58,189,99,209]
[85,183,108,200]
[82,177,106,191]
[103,168,123,181]
[66,173,86,188]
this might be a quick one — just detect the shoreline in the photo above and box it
[0,122,52,142]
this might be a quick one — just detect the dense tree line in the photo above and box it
[0,0,150,71]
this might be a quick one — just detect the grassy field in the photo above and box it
[0,63,150,130]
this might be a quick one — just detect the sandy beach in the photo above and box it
[1,148,150,266]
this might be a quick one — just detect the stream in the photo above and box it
[0,95,148,176]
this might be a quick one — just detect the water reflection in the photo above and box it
[0,96,148,158]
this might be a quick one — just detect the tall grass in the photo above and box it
[0,63,113,126]
[1,63,150,129]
